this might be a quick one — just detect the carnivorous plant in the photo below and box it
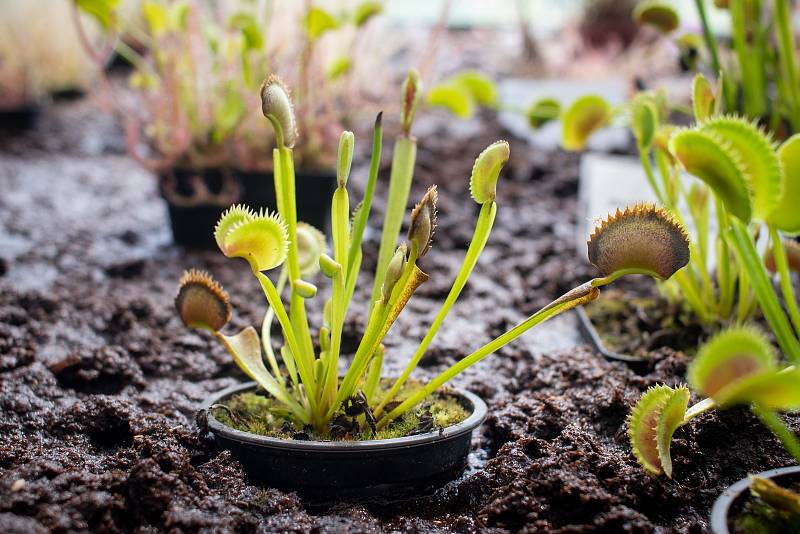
[629,325,800,478]
[175,72,691,437]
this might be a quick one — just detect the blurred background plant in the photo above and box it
[0,0,105,111]
[76,0,386,173]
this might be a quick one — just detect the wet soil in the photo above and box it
[1,94,797,533]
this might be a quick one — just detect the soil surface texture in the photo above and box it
[1,94,797,533]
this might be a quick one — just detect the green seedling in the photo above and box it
[176,72,689,437]
[630,326,800,478]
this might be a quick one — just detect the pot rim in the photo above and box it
[575,306,648,364]
[710,464,800,534]
[202,381,487,452]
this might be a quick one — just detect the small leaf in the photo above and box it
[770,134,800,234]
[353,1,383,26]
[469,140,510,204]
[168,1,189,32]
[408,186,438,257]
[218,326,290,405]
[427,83,474,118]
[213,89,246,141]
[401,69,422,135]
[327,56,352,80]
[337,131,355,188]
[296,222,327,276]
[382,244,407,303]
[304,7,339,40]
[260,75,298,148]
[453,71,497,107]
[75,0,120,29]
[699,117,782,221]
[669,129,752,222]
[218,209,289,272]
[692,73,715,122]
[689,326,775,396]
[526,98,561,129]
[142,0,168,35]
[561,95,611,151]
[175,269,231,332]
[229,12,264,50]
[631,95,659,148]
[633,0,680,34]
[587,204,690,280]
[628,385,688,476]
[292,279,318,299]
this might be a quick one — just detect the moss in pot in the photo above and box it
[175,73,690,497]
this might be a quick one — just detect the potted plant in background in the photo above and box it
[711,465,800,534]
[0,0,103,131]
[75,0,384,247]
[544,0,800,362]
[174,71,690,497]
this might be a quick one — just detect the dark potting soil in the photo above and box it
[1,92,798,533]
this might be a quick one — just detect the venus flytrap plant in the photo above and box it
[177,73,689,438]
[629,326,800,478]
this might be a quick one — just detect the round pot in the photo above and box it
[0,103,40,133]
[575,306,648,368]
[711,465,800,534]
[161,167,336,249]
[201,381,487,500]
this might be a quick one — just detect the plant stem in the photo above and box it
[769,226,800,337]
[752,403,800,464]
[369,136,416,311]
[255,271,318,417]
[261,268,288,385]
[375,201,497,416]
[347,113,383,280]
[695,0,735,110]
[683,397,717,422]
[731,0,765,118]
[321,186,350,409]
[775,0,800,131]
[728,218,800,362]
[377,281,600,429]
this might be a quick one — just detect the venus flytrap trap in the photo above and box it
[629,326,800,478]
[173,71,694,440]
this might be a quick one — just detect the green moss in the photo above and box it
[212,379,470,442]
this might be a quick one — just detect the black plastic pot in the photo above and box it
[161,167,336,249]
[575,306,648,368]
[711,465,800,534]
[201,381,487,500]
[0,104,40,133]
